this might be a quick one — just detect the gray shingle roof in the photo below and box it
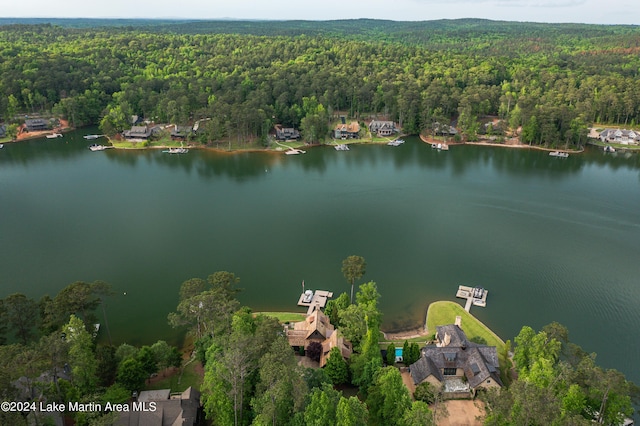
[409,325,503,390]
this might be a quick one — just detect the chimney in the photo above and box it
[455,316,462,327]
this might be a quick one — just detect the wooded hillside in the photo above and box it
[1,19,639,147]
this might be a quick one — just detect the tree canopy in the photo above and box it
[4,20,637,148]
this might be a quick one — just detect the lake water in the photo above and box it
[1,130,639,386]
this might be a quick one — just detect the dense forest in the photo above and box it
[1,19,640,148]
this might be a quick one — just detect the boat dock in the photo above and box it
[456,285,488,312]
[297,289,334,315]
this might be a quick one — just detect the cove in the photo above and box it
[0,129,639,387]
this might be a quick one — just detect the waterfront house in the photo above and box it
[599,129,640,145]
[334,121,360,140]
[433,122,458,136]
[123,125,153,140]
[286,308,352,367]
[409,322,502,397]
[116,386,201,426]
[274,124,301,141]
[368,120,397,137]
[25,118,50,132]
[171,125,193,140]
[0,124,6,138]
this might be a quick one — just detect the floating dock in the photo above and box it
[456,285,488,312]
[297,290,334,315]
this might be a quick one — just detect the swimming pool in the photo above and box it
[395,347,403,362]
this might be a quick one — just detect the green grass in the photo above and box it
[426,301,505,352]
[145,360,202,393]
[255,311,306,323]
[587,139,640,150]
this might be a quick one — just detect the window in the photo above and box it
[444,368,457,376]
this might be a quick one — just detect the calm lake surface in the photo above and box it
[1,130,639,385]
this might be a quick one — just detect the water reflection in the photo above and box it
[1,128,639,390]
[3,130,640,182]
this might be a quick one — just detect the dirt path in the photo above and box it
[438,400,485,426]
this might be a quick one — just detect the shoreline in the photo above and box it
[384,300,505,347]
[5,125,600,156]
[418,133,585,154]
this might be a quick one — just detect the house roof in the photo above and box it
[320,329,352,367]
[171,125,192,137]
[124,125,152,139]
[335,122,360,133]
[409,325,503,390]
[274,124,300,139]
[369,120,396,130]
[117,386,200,426]
[25,118,48,126]
[25,118,49,130]
[410,353,443,384]
[600,128,639,140]
[286,309,352,366]
[436,324,469,348]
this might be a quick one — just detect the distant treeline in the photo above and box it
[1,19,640,148]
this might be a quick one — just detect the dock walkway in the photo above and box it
[456,285,488,313]
[297,290,333,315]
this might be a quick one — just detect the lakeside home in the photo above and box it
[170,125,193,140]
[599,128,640,145]
[25,118,50,132]
[368,120,398,137]
[123,125,155,140]
[274,124,301,141]
[285,308,352,367]
[116,387,201,426]
[410,319,502,398]
[334,120,360,139]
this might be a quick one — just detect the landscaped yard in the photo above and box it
[255,311,306,323]
[426,301,505,352]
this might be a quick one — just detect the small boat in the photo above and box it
[334,144,349,151]
[83,134,104,140]
[431,142,449,150]
[604,145,616,153]
[46,133,63,139]
[0,144,3,149]
[549,151,569,158]
[163,147,189,154]
[89,144,106,151]
[387,139,405,146]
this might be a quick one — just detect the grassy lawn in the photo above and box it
[426,301,505,352]
[255,311,306,323]
[427,301,513,383]
[587,139,640,150]
[110,138,193,149]
[145,360,202,393]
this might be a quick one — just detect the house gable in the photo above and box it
[286,308,352,367]
[410,324,503,392]
[123,125,152,140]
[25,118,50,132]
